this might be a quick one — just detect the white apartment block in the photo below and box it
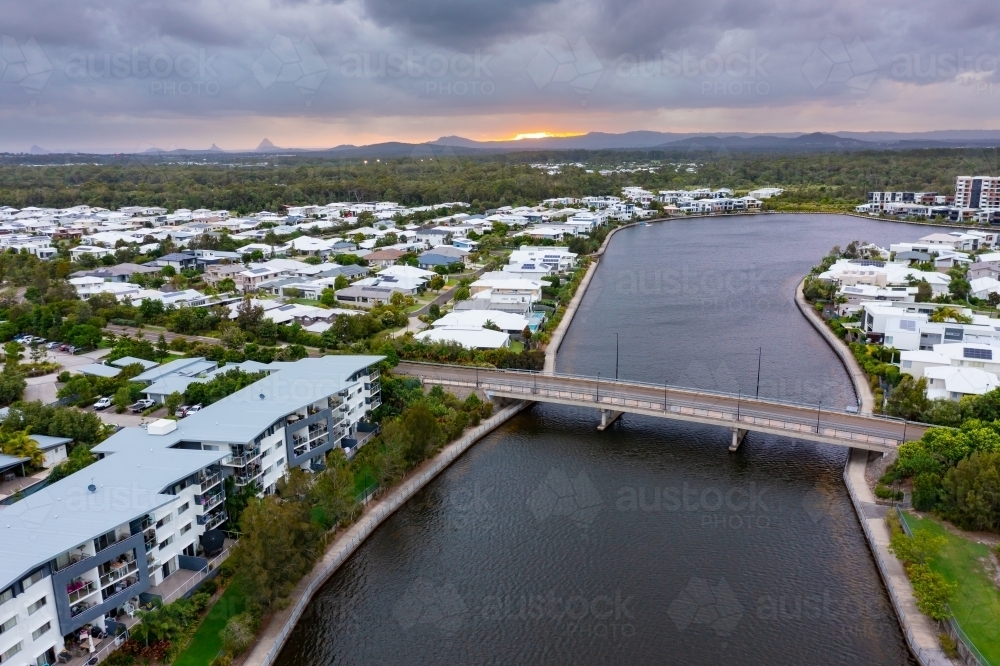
[0,356,382,665]
[955,176,1000,210]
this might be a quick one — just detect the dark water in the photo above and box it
[276,215,944,665]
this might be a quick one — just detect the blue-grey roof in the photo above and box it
[30,435,72,451]
[418,253,461,266]
[96,355,383,455]
[0,447,228,593]
[134,357,218,383]
[0,453,29,471]
[110,356,159,370]
[77,363,121,378]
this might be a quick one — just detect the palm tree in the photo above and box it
[0,430,43,468]
[928,306,972,324]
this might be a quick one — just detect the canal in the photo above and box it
[276,214,943,665]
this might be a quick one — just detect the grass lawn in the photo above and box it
[509,340,524,353]
[173,581,247,666]
[901,512,1000,664]
[284,297,323,306]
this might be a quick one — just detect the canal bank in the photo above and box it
[242,399,532,666]
[792,279,951,664]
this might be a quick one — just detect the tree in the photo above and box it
[113,385,132,413]
[320,287,337,307]
[0,430,43,468]
[429,274,445,291]
[334,274,349,290]
[885,375,931,421]
[160,265,176,277]
[929,307,972,324]
[400,401,443,463]
[217,277,237,294]
[428,304,441,319]
[230,496,318,611]
[453,286,470,301]
[483,319,500,331]
[166,391,184,416]
[988,292,1000,307]
[235,296,265,333]
[156,333,169,360]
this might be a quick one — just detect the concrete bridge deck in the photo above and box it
[396,362,931,453]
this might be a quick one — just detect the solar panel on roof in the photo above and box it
[964,347,993,360]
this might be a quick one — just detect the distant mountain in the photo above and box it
[207,143,224,152]
[655,132,873,152]
[256,138,278,151]
[29,145,49,155]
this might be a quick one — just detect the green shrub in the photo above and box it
[907,563,955,620]
[912,473,941,511]
[220,612,259,656]
[199,578,219,596]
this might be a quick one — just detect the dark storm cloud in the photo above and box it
[2,0,1000,150]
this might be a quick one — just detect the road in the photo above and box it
[395,361,931,452]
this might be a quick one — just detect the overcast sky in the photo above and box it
[1,0,999,152]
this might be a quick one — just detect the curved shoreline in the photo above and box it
[243,400,531,666]
[790,282,949,665]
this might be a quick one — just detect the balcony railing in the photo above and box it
[198,510,228,530]
[199,493,224,512]
[199,473,221,492]
[67,580,97,604]
[70,600,95,618]
[55,549,90,572]
[100,559,137,589]
[224,448,260,468]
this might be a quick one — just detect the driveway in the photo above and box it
[22,348,110,405]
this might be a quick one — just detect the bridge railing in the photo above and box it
[395,361,932,433]
[477,378,904,448]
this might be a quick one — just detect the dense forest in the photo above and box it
[2,147,1000,214]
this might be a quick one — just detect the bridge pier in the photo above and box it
[597,410,624,431]
[729,428,748,452]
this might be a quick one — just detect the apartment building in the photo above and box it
[955,176,1000,210]
[0,355,382,665]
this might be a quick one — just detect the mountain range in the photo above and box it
[17,130,1000,157]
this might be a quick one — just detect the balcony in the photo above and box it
[199,473,221,492]
[56,548,90,572]
[234,464,262,487]
[198,492,224,512]
[70,599,95,618]
[99,558,138,589]
[224,448,260,468]
[198,510,227,530]
[66,580,97,604]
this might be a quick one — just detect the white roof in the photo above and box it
[970,276,1000,295]
[414,327,510,349]
[379,265,435,280]
[899,349,949,365]
[432,310,529,331]
[924,366,1000,395]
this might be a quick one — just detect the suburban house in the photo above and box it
[414,326,510,349]
[364,248,406,268]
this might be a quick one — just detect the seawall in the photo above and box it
[791,279,948,664]
[793,277,875,414]
[243,400,532,666]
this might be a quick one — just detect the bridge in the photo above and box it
[395,362,930,453]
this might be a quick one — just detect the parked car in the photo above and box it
[129,399,155,413]
[93,397,112,411]
[46,341,60,349]
[67,346,78,354]
[186,404,203,414]
[175,405,190,418]
[58,344,70,352]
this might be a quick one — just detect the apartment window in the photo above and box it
[159,536,174,551]
[177,503,189,515]
[30,621,50,640]
[21,570,44,591]
[275,458,284,468]
[156,514,172,529]
[901,360,912,368]
[0,589,10,606]
[180,523,191,536]
[0,641,22,663]
[884,336,893,346]
[0,615,16,635]
[26,597,46,616]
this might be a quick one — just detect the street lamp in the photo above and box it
[755,347,762,398]
[596,372,601,403]
[737,390,741,423]
[816,401,822,434]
